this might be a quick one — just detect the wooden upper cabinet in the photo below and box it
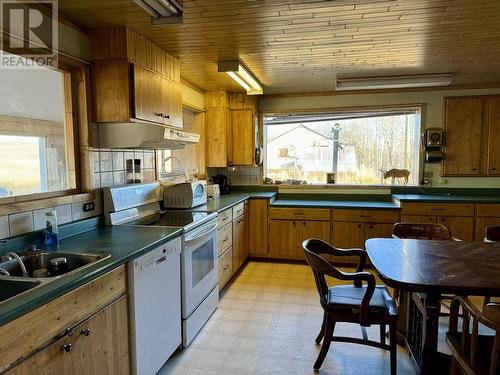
[89,27,182,128]
[442,97,483,175]
[487,97,500,175]
[230,109,255,166]
[205,91,257,167]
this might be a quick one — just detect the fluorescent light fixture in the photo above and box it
[134,0,183,24]
[218,61,263,95]
[335,73,454,91]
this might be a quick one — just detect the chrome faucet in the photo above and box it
[1,252,29,277]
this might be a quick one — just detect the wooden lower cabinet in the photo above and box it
[269,220,299,259]
[269,219,330,259]
[233,213,247,271]
[248,199,269,257]
[331,222,365,249]
[476,217,500,240]
[7,295,129,375]
[364,223,394,240]
[401,214,474,241]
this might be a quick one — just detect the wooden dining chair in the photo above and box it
[302,239,398,374]
[485,226,500,243]
[446,296,500,375]
[392,222,452,240]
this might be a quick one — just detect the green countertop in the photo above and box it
[393,194,500,203]
[0,225,182,326]
[270,199,400,209]
[189,192,277,213]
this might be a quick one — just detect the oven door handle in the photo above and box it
[185,223,218,243]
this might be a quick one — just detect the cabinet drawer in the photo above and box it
[401,215,436,224]
[218,209,233,227]
[332,209,399,223]
[218,223,233,256]
[476,204,500,217]
[269,207,330,221]
[400,202,474,216]
[232,202,245,218]
[218,247,233,289]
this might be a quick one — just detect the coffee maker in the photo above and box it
[212,174,230,195]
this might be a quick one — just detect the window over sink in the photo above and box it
[263,107,422,186]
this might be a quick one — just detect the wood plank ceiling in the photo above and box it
[58,0,500,94]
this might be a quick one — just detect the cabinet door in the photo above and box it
[298,220,331,259]
[205,106,228,167]
[331,221,365,264]
[400,215,436,224]
[133,64,162,124]
[232,214,246,271]
[8,297,129,375]
[331,221,365,249]
[364,223,394,240]
[71,295,130,375]
[230,109,254,166]
[249,199,268,257]
[163,80,183,128]
[218,247,233,289]
[437,216,474,241]
[475,217,500,241]
[269,220,299,259]
[443,97,483,175]
[7,335,75,375]
[487,97,500,175]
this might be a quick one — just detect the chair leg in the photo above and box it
[450,357,459,375]
[380,324,386,345]
[313,315,336,370]
[389,323,397,375]
[315,311,326,344]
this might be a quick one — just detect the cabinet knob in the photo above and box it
[81,328,91,336]
[492,168,497,171]
[472,168,477,171]
[165,114,170,119]
[62,344,73,353]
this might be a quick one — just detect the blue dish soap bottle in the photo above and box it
[43,210,59,245]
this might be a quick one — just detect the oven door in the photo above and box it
[181,219,218,318]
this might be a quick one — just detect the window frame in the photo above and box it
[0,54,88,205]
[260,104,426,187]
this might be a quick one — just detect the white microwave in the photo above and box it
[163,181,207,209]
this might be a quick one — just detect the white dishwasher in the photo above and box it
[128,237,182,375]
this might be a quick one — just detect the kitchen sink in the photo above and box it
[0,251,111,279]
[0,278,41,303]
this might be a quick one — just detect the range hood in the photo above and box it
[98,122,200,149]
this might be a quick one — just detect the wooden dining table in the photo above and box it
[365,238,500,375]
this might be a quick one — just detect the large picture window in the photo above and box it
[264,107,422,186]
[0,52,76,197]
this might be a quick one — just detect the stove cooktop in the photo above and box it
[123,210,216,232]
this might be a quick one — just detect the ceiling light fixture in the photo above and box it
[335,73,454,91]
[218,61,263,95]
[134,0,183,24]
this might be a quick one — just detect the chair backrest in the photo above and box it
[448,297,500,375]
[393,222,452,240]
[302,239,344,309]
[485,225,500,242]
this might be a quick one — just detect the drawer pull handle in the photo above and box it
[81,328,91,336]
[223,237,229,242]
[359,215,372,218]
[294,213,305,216]
[430,208,445,211]
[223,265,229,270]
[62,344,73,353]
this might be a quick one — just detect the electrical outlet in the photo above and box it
[82,202,95,212]
[422,178,432,185]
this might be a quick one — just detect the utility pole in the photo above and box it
[331,123,341,174]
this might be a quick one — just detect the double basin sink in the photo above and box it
[0,251,110,304]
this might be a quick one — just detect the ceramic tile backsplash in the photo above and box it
[9,211,34,236]
[0,216,9,239]
[209,166,262,186]
[33,208,48,231]
[91,147,157,188]
[55,204,73,224]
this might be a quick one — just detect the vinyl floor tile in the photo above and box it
[159,261,419,375]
